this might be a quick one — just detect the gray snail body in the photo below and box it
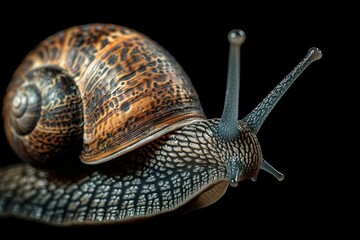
[0,24,322,225]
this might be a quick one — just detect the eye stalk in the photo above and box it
[217,29,246,141]
[243,47,322,133]
[220,29,322,183]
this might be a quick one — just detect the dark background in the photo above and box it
[0,1,356,239]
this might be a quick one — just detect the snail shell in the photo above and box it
[3,24,205,167]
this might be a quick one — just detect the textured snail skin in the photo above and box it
[0,119,260,225]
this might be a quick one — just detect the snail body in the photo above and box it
[0,24,322,225]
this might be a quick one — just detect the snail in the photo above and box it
[0,24,322,225]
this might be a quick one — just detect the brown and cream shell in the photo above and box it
[3,24,205,166]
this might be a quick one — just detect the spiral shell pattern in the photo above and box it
[10,84,41,135]
[3,67,84,166]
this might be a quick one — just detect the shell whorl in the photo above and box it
[3,24,205,166]
[10,84,41,135]
[3,68,84,167]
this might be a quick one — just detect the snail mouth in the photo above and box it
[227,156,243,187]
[10,84,42,136]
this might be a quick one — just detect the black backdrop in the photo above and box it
[0,1,356,239]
